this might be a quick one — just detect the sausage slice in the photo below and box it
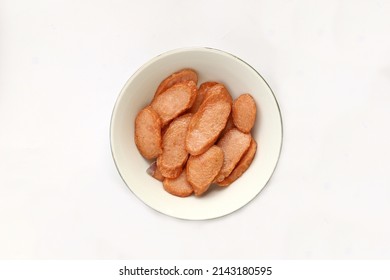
[190,81,218,113]
[186,146,224,196]
[203,83,233,104]
[215,128,251,182]
[163,170,193,197]
[217,138,257,187]
[151,80,197,126]
[154,69,198,98]
[156,114,192,178]
[232,93,256,133]
[186,86,232,155]
[134,106,162,159]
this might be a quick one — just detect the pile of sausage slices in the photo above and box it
[135,69,257,197]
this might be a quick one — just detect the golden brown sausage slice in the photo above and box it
[151,80,197,126]
[134,106,162,159]
[217,138,257,187]
[215,128,251,182]
[146,161,165,182]
[232,93,256,133]
[156,114,192,178]
[156,159,182,179]
[186,146,224,196]
[190,81,218,113]
[203,83,233,104]
[163,170,193,197]
[186,87,232,155]
[154,69,198,98]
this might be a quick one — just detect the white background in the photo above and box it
[1,0,389,259]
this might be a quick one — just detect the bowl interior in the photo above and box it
[111,48,282,220]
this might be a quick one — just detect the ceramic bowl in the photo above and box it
[110,47,282,220]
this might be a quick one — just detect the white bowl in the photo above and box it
[110,47,282,220]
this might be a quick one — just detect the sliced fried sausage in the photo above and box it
[203,83,233,104]
[186,87,232,155]
[134,106,162,159]
[232,93,256,133]
[218,138,257,187]
[163,170,193,197]
[186,146,224,196]
[154,69,198,98]
[156,114,192,178]
[156,159,182,179]
[215,128,251,182]
[190,81,218,113]
[151,80,197,126]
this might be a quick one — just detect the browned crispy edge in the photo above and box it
[163,170,193,197]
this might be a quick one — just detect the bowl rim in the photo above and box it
[110,46,284,220]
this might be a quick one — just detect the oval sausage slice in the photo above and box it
[154,68,198,98]
[217,138,257,187]
[186,146,224,196]
[215,128,251,182]
[151,80,197,126]
[203,83,233,104]
[190,81,218,113]
[186,86,232,155]
[156,114,192,178]
[232,93,256,133]
[163,170,193,197]
[134,106,162,159]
